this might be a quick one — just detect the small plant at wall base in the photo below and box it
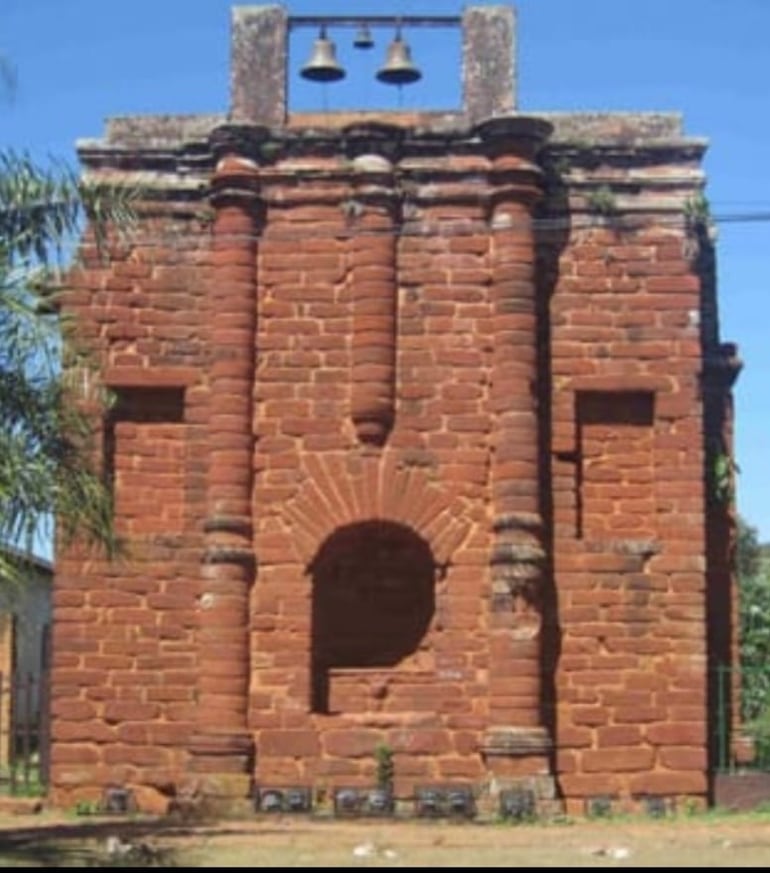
[73,799,101,816]
[365,743,395,816]
[375,743,395,794]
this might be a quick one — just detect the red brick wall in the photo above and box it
[52,220,209,807]
[248,161,494,790]
[51,118,729,815]
[547,224,710,811]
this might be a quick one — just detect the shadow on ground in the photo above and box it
[0,818,310,867]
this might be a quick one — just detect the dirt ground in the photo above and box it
[1,812,770,867]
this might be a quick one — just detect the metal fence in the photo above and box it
[0,671,49,796]
[714,664,770,773]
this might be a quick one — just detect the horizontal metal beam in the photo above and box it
[289,15,461,29]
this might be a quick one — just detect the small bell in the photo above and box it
[353,23,375,49]
[301,26,346,82]
[376,30,421,86]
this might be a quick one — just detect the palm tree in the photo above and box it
[0,150,135,583]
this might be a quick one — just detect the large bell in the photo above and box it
[376,32,422,85]
[301,27,346,82]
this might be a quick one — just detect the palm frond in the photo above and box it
[0,150,137,271]
[0,149,135,581]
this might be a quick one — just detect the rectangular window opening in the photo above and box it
[576,391,655,540]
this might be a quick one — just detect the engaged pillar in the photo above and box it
[189,127,263,797]
[480,117,553,772]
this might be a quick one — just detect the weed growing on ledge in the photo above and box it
[586,184,617,216]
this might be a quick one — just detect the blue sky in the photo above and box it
[4,0,770,539]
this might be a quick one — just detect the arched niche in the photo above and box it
[309,520,436,713]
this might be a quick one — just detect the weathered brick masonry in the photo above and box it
[52,6,741,815]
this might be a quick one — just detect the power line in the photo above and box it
[713,212,770,224]
[12,207,770,269]
[71,210,770,247]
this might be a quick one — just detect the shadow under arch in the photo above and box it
[309,520,436,714]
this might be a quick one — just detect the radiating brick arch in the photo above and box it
[283,454,470,569]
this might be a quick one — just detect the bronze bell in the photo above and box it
[376,32,422,85]
[353,23,374,49]
[301,26,346,82]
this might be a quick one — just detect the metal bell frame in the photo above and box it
[292,14,460,88]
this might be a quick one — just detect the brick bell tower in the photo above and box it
[53,5,737,817]
[201,4,556,807]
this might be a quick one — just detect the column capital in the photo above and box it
[476,116,551,211]
[474,116,552,156]
[342,122,405,163]
[210,123,272,160]
[210,159,262,211]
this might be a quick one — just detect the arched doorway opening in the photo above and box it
[310,521,435,713]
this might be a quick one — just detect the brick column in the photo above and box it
[348,128,402,447]
[230,6,288,126]
[189,128,263,798]
[462,6,517,122]
[479,118,553,771]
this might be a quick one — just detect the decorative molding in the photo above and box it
[202,547,256,568]
[203,516,253,538]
